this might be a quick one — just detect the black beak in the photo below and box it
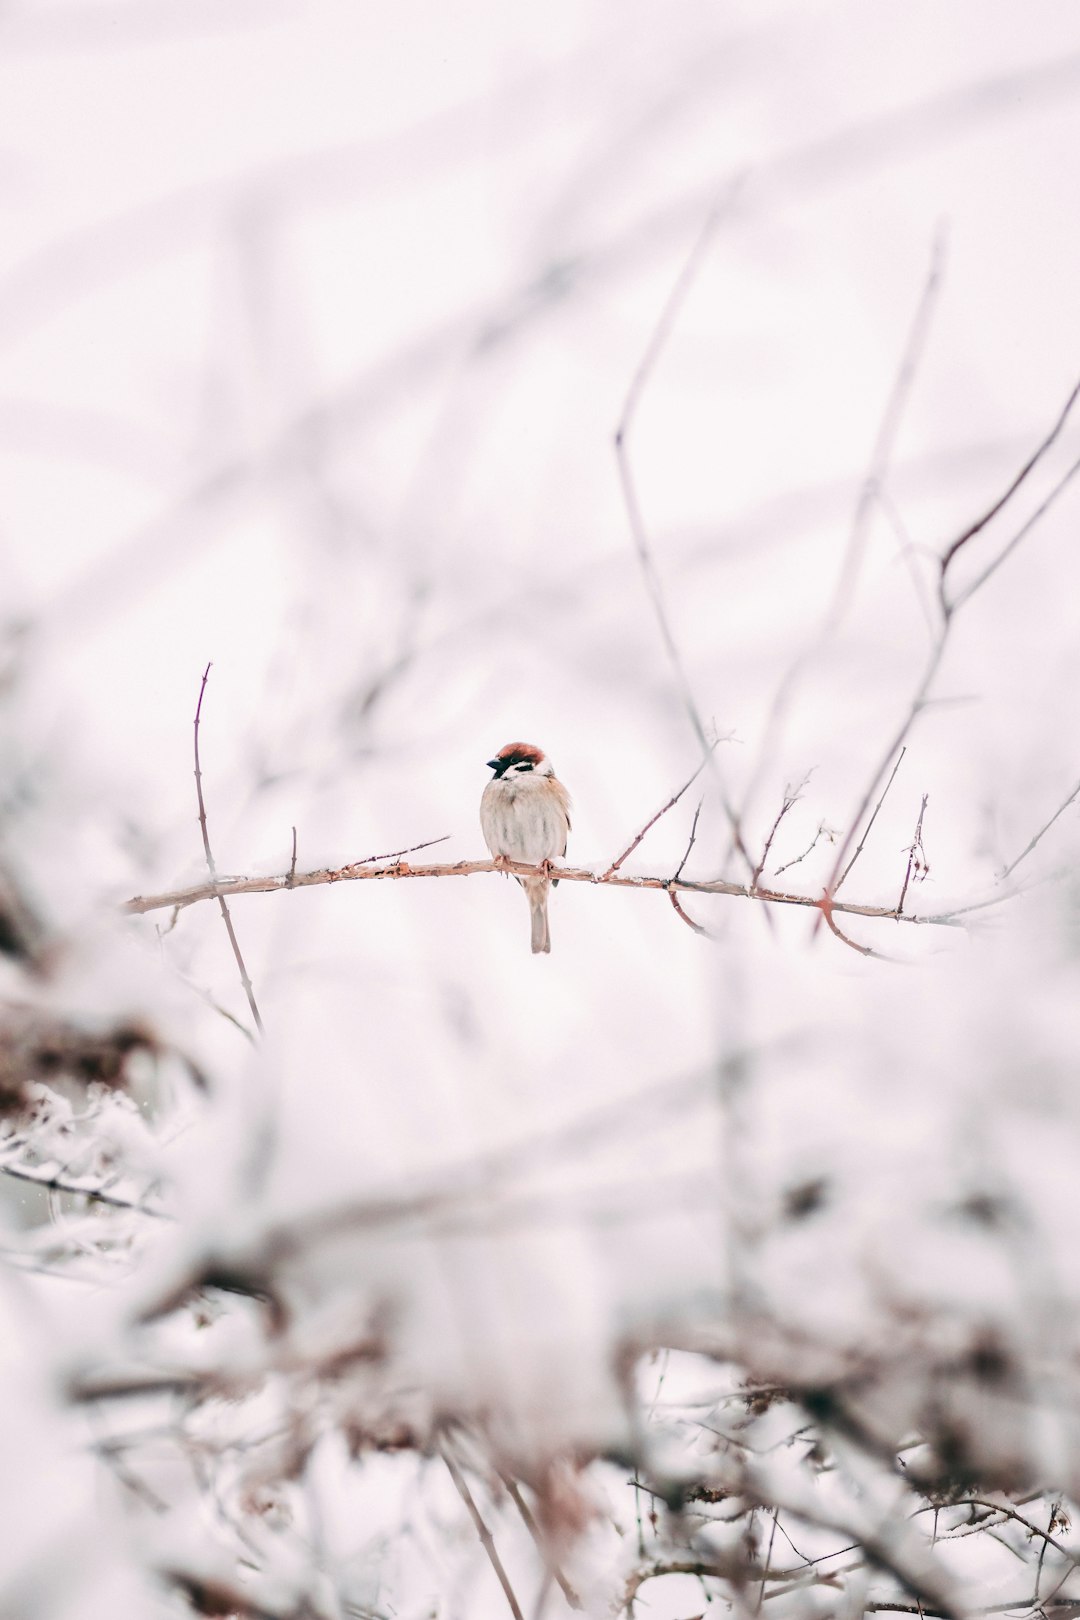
[486,759,501,773]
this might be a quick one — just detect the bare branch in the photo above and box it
[673,798,704,882]
[623,1557,732,1616]
[950,446,1080,612]
[602,750,717,879]
[193,664,263,1037]
[287,825,298,887]
[343,834,451,868]
[897,793,930,915]
[999,776,1080,882]
[124,856,963,933]
[938,372,1080,609]
[751,779,807,891]
[819,898,879,959]
[0,1156,171,1219]
[668,887,713,938]
[737,229,946,837]
[442,1449,525,1620]
[499,1473,581,1611]
[612,184,756,880]
[773,821,835,877]
[833,747,907,896]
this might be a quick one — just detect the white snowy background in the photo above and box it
[2,3,1080,1617]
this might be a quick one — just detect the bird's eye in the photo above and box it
[516,762,533,772]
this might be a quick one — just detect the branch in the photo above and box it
[668,887,715,938]
[751,779,807,890]
[613,183,756,879]
[602,750,716,879]
[938,371,1080,608]
[998,774,1080,881]
[673,798,704,881]
[833,747,906,896]
[897,793,929,915]
[623,1557,733,1615]
[124,856,962,931]
[0,1156,171,1219]
[499,1473,582,1611]
[442,1449,524,1620]
[736,229,945,841]
[192,665,263,1037]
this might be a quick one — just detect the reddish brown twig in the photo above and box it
[751,779,807,890]
[818,897,879,959]
[897,794,929,915]
[603,751,716,879]
[343,835,450,869]
[193,664,263,1037]
[668,887,712,937]
[673,798,703,881]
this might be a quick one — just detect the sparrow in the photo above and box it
[480,742,572,954]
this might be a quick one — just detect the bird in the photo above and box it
[480,742,572,954]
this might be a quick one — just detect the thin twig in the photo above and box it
[950,448,1080,612]
[999,776,1080,881]
[758,1510,780,1611]
[829,224,948,634]
[287,826,298,887]
[833,747,906,895]
[343,834,450,869]
[499,1474,582,1611]
[0,1157,171,1219]
[673,799,703,882]
[613,183,755,879]
[603,751,717,878]
[442,1449,524,1620]
[751,780,806,890]
[773,822,834,877]
[624,1558,731,1616]
[897,794,929,915]
[938,372,1080,609]
[818,899,879,959]
[193,665,263,1036]
[668,887,712,937]
[737,228,946,847]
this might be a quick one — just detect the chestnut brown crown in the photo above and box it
[486,742,548,779]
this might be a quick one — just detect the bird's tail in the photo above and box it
[528,887,551,955]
